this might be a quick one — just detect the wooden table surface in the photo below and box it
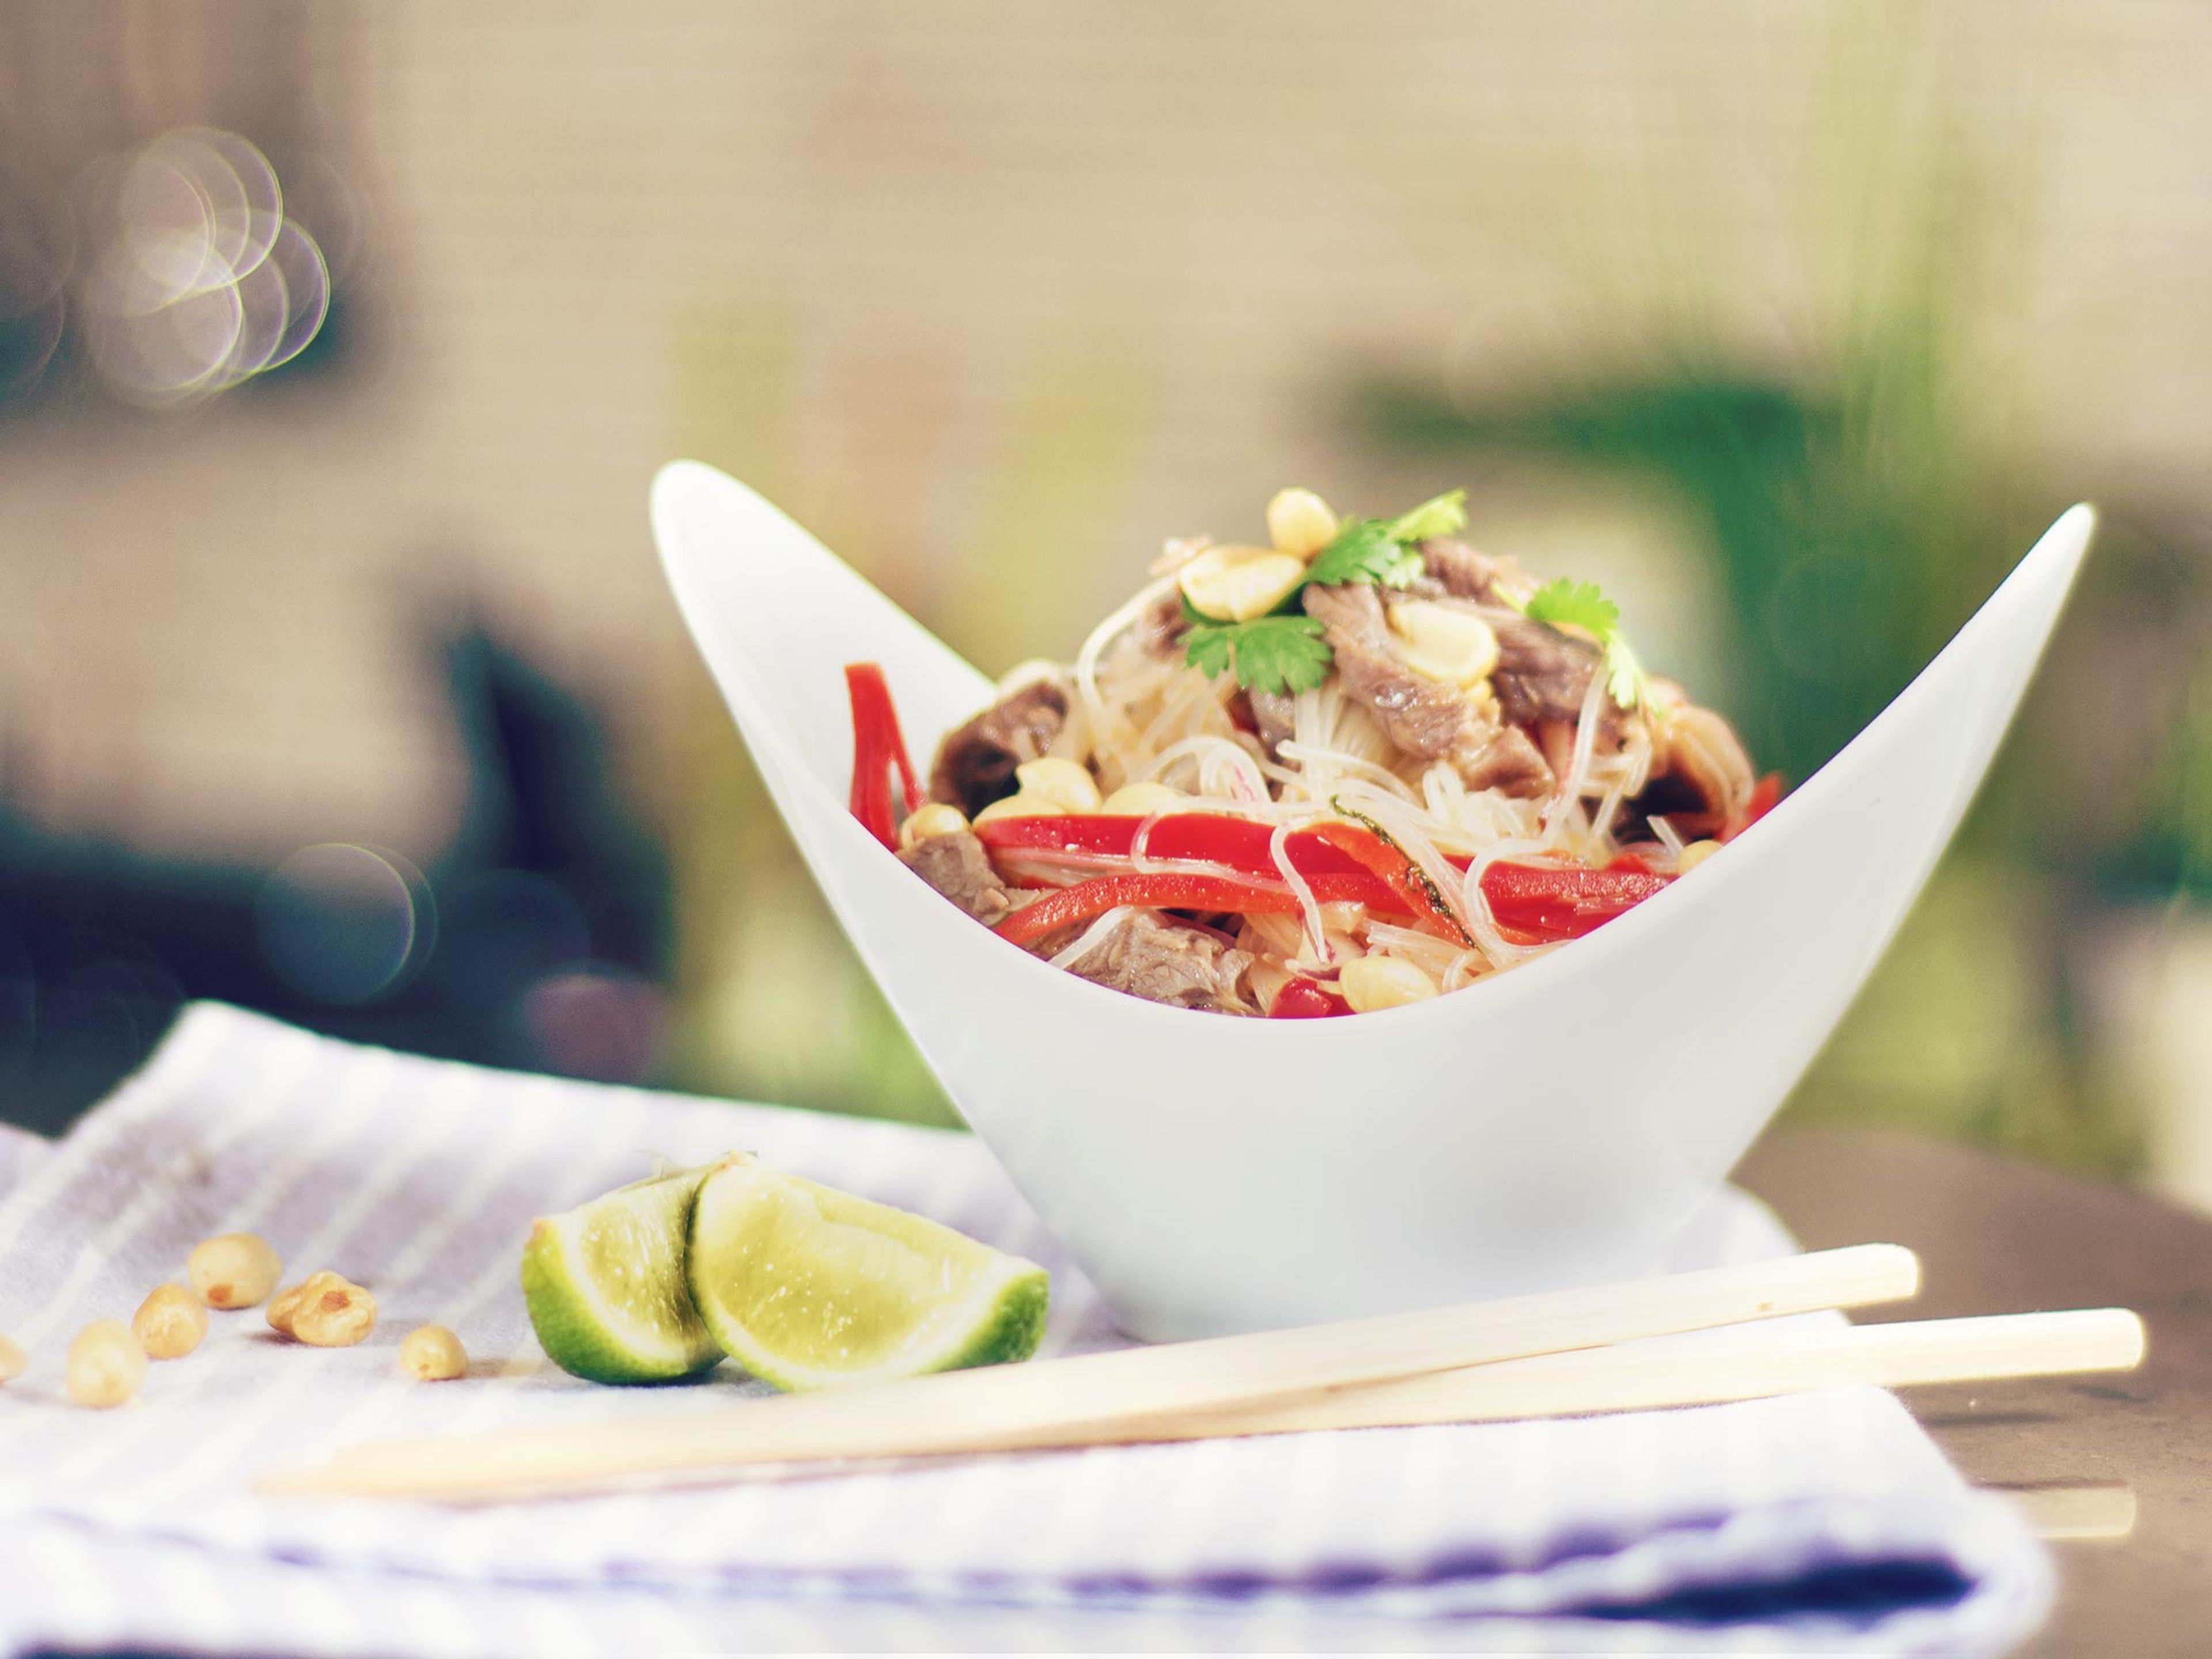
[1738,1126,2212,1659]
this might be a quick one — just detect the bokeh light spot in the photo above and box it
[257,843,434,1005]
[74,127,331,406]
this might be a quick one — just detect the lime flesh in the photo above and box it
[685,1162,1049,1392]
[521,1164,726,1384]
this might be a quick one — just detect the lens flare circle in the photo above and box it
[75,126,331,405]
[257,843,436,1006]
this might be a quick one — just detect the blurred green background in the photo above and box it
[2,3,2209,1203]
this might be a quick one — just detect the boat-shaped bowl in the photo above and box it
[653,460,2092,1339]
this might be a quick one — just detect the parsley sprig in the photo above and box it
[1182,490,1467,695]
[1514,578,1649,711]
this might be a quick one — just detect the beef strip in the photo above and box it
[1304,584,1481,760]
[897,830,1016,926]
[1417,537,1511,603]
[1247,689,1297,757]
[1058,909,1256,1014]
[927,677,1070,816]
[1488,613,1606,729]
[1301,584,1551,795]
[1460,724,1555,797]
[1134,588,1188,658]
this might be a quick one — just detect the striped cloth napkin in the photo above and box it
[0,1003,2049,1656]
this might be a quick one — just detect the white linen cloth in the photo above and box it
[0,1003,2049,1655]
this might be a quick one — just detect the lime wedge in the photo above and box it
[521,1163,727,1384]
[685,1161,1049,1392]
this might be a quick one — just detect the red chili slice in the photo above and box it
[1304,820,1472,946]
[1476,861,1672,943]
[993,870,1410,949]
[844,663,922,851]
[1270,977,1352,1019]
[975,813,1371,881]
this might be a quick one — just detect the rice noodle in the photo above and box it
[1459,835,1556,971]
[1438,948,1486,992]
[1362,922,1469,980]
[1276,742,1414,800]
[1554,662,1611,813]
[1269,821,1327,963]
[1074,573,1179,747]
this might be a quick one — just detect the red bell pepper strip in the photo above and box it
[1270,976,1352,1019]
[1476,861,1672,943]
[1304,819,1472,946]
[979,809,1681,947]
[975,812,1370,880]
[993,870,1410,949]
[1721,772,1783,842]
[844,662,922,851]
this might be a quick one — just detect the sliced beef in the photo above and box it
[897,830,1016,926]
[927,678,1070,816]
[1304,585,1475,758]
[1301,585,1517,786]
[1247,689,1298,757]
[1134,588,1188,659]
[1418,537,1510,603]
[1488,614,1604,728]
[1460,725,1555,797]
[1058,909,1256,1014]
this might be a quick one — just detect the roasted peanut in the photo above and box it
[188,1232,283,1309]
[1339,954,1440,1013]
[267,1271,377,1347]
[1266,487,1339,559]
[0,1333,26,1384]
[399,1324,468,1381]
[1013,757,1103,813]
[971,793,1066,825]
[1178,544,1307,623]
[1676,838,1724,874]
[66,1319,147,1407]
[132,1282,209,1359]
[896,802,969,849]
[1387,600,1499,689]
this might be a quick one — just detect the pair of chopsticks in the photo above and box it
[265,1243,2143,1502]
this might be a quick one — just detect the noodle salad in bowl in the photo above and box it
[845,487,1780,1019]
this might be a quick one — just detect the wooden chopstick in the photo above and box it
[267,1243,1919,1500]
[1166,1307,2146,1437]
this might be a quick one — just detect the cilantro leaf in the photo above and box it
[1179,487,1469,694]
[1520,578,1619,637]
[1183,613,1332,698]
[1302,520,1426,590]
[1183,616,1236,681]
[1387,488,1467,543]
[1521,577,1647,711]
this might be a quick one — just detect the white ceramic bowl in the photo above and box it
[653,461,2093,1339]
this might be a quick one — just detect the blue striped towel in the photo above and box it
[0,1003,2048,1654]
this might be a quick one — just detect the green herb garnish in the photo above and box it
[1384,488,1469,544]
[1517,578,1649,711]
[1183,489,1467,694]
[1182,604,1334,697]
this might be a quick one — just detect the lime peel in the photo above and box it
[520,1160,732,1385]
[685,1161,1049,1393]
